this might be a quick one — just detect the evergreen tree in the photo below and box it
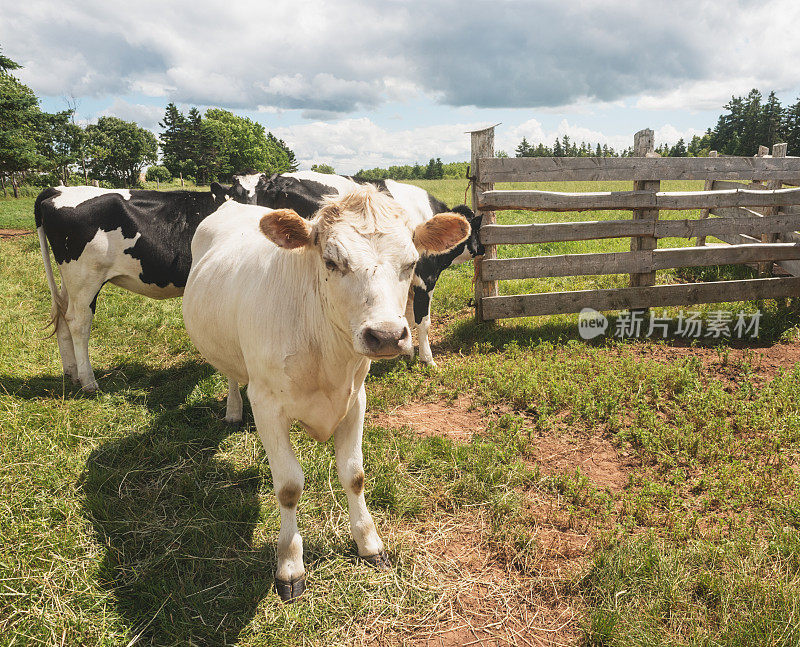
[760,91,783,148]
[159,103,192,180]
[553,137,563,157]
[515,137,534,157]
[783,97,800,155]
[668,138,687,157]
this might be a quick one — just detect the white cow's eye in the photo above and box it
[325,259,339,272]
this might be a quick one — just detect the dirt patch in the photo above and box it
[381,516,583,647]
[531,432,634,492]
[0,228,33,239]
[371,396,485,442]
[626,340,800,387]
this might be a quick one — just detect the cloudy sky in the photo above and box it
[2,0,799,173]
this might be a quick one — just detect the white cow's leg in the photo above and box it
[417,313,436,368]
[225,377,243,424]
[248,383,306,601]
[404,297,417,362]
[54,290,79,383]
[64,292,99,392]
[334,385,388,567]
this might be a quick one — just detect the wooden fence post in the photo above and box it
[696,150,718,247]
[761,142,788,275]
[630,129,659,294]
[470,125,498,321]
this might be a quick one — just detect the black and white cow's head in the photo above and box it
[228,170,267,205]
[446,204,485,262]
[256,174,332,218]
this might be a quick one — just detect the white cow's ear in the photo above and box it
[259,209,312,249]
[413,213,470,254]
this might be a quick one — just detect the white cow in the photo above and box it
[182,185,469,601]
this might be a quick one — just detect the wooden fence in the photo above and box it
[469,126,800,321]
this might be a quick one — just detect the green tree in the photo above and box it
[668,138,687,157]
[159,103,193,181]
[145,165,171,182]
[515,137,534,157]
[0,49,44,196]
[760,91,783,148]
[86,116,157,187]
[37,110,84,185]
[311,163,335,174]
[783,97,800,155]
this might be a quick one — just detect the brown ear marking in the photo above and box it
[413,213,470,254]
[259,209,312,249]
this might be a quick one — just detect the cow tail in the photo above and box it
[35,198,64,337]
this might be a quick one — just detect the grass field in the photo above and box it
[2,180,800,645]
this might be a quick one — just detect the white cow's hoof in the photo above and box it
[224,414,242,426]
[275,575,306,602]
[362,550,391,571]
[81,381,99,393]
[420,359,437,369]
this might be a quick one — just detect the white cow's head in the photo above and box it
[259,185,469,359]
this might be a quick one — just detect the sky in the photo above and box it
[2,0,800,174]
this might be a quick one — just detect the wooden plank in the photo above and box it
[481,243,800,281]
[762,143,787,275]
[470,126,497,320]
[481,277,800,319]
[482,251,651,280]
[630,129,658,291]
[478,155,800,183]
[696,152,718,247]
[480,214,800,244]
[711,178,765,191]
[709,206,765,219]
[477,186,800,212]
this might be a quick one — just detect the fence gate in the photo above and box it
[468,126,800,321]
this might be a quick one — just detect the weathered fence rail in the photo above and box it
[468,126,800,321]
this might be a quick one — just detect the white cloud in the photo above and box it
[273,116,704,174]
[3,0,799,113]
[273,118,487,174]
[98,99,164,132]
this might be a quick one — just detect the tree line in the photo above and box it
[0,49,298,196]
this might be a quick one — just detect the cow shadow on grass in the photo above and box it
[0,360,216,411]
[79,398,314,646]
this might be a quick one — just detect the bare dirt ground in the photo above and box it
[370,339,800,644]
[370,516,583,647]
[627,340,800,386]
[0,228,33,238]
[372,396,484,442]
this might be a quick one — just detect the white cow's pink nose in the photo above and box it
[361,323,411,357]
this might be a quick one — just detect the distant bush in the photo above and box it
[311,163,335,174]
[145,165,172,182]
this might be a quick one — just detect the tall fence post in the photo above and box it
[761,142,788,275]
[696,150,718,247]
[470,125,497,321]
[630,129,659,295]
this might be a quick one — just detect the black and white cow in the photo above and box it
[35,183,229,391]
[229,171,485,366]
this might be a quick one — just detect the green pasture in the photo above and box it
[2,179,800,645]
